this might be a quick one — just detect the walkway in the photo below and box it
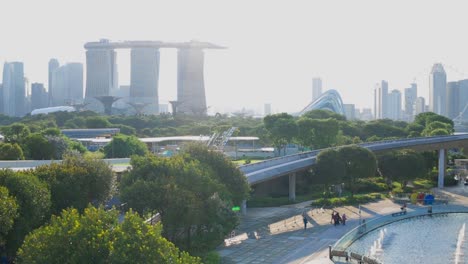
[218,186,468,264]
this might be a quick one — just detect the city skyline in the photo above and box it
[2,1,468,114]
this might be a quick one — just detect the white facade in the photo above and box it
[312,78,322,101]
[388,89,402,120]
[343,104,355,120]
[414,97,426,115]
[52,63,83,106]
[404,83,417,120]
[130,48,160,114]
[2,62,26,117]
[264,103,272,116]
[374,80,388,119]
[429,63,447,116]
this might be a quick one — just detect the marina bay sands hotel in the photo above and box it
[84,39,225,115]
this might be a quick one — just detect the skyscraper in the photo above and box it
[374,80,388,119]
[85,43,118,111]
[312,78,322,101]
[404,83,417,120]
[48,59,59,106]
[130,48,160,114]
[446,81,459,119]
[177,47,207,115]
[264,103,272,116]
[343,104,356,120]
[2,62,26,116]
[458,80,468,120]
[388,89,402,120]
[414,97,426,115]
[52,63,84,106]
[429,63,447,116]
[31,83,48,111]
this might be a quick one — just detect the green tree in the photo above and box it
[429,128,450,136]
[181,143,250,206]
[1,123,30,144]
[0,186,18,246]
[0,143,24,160]
[295,117,315,149]
[121,154,239,252]
[378,149,426,187]
[338,145,377,195]
[103,134,149,158]
[85,116,111,128]
[0,170,51,256]
[34,152,114,214]
[301,109,346,121]
[17,207,200,264]
[23,133,54,159]
[263,113,297,156]
[309,118,340,149]
[314,149,345,194]
[362,121,407,140]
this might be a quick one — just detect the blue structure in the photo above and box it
[297,89,345,116]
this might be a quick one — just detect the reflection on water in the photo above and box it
[347,213,468,264]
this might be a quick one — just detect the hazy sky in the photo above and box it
[2,0,468,114]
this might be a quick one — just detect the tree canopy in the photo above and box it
[103,134,149,158]
[378,149,426,186]
[17,207,200,264]
[121,149,244,252]
[0,186,18,246]
[34,152,114,214]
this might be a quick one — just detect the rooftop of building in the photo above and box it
[84,39,226,50]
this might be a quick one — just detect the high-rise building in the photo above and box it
[177,47,207,115]
[457,79,468,120]
[404,83,417,120]
[388,89,402,120]
[52,63,83,106]
[429,63,447,116]
[264,103,272,116]
[2,62,26,116]
[446,81,460,119]
[85,43,118,111]
[374,80,388,119]
[343,104,355,120]
[159,104,169,113]
[414,97,426,115]
[312,78,322,101]
[31,83,48,111]
[48,59,59,106]
[360,108,373,121]
[130,48,160,114]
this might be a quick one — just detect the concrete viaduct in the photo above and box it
[238,134,468,213]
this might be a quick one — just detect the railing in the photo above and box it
[239,134,468,175]
[332,207,468,252]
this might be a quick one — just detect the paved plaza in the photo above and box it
[217,184,468,264]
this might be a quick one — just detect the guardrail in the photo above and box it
[239,134,468,177]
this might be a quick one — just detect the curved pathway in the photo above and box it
[218,185,468,264]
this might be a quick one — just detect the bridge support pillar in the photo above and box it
[438,148,446,188]
[241,200,247,215]
[289,173,296,202]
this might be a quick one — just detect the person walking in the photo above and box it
[342,213,347,225]
[303,214,308,230]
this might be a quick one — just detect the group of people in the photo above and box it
[331,211,346,226]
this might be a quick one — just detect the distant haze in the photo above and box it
[2,0,468,114]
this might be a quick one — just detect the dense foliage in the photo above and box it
[121,144,249,253]
[17,207,200,264]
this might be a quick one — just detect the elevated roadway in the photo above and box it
[238,134,468,211]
